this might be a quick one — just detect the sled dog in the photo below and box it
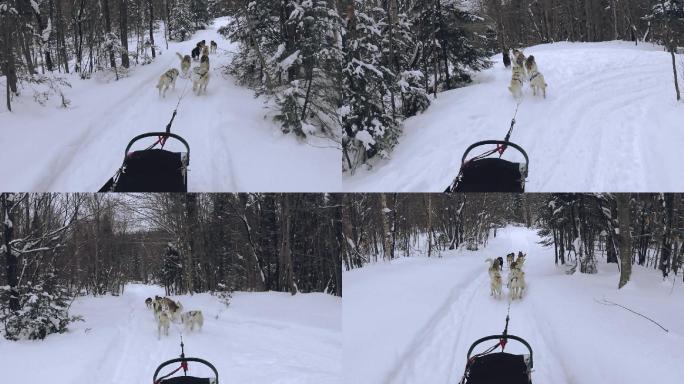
[508,262,526,300]
[486,258,503,298]
[176,53,192,78]
[201,45,210,57]
[157,311,171,339]
[192,40,206,61]
[192,55,210,95]
[516,251,527,267]
[159,297,183,321]
[512,49,527,77]
[191,46,201,61]
[145,297,153,309]
[508,63,524,99]
[156,68,179,98]
[210,41,218,54]
[181,310,204,332]
[525,56,547,98]
[506,253,515,268]
[503,49,511,68]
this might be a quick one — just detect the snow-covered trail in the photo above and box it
[0,17,340,192]
[344,41,684,192]
[0,284,341,384]
[344,226,684,384]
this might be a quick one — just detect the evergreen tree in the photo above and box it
[169,0,197,41]
[342,1,398,169]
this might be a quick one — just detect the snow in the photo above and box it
[344,226,684,384]
[344,41,684,192]
[0,284,341,384]
[0,17,340,192]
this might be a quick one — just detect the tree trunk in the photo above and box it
[671,50,681,101]
[148,0,155,58]
[103,0,117,70]
[120,0,130,68]
[426,194,433,257]
[378,194,392,260]
[279,195,296,294]
[660,194,674,278]
[616,194,632,288]
[2,194,20,311]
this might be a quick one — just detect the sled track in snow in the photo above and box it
[383,272,486,384]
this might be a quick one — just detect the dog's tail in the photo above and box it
[176,52,184,60]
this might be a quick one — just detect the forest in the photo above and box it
[340,193,684,287]
[0,193,342,340]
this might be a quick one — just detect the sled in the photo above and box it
[446,140,529,193]
[459,334,533,384]
[153,357,219,384]
[99,132,190,192]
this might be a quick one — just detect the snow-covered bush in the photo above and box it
[1,269,81,341]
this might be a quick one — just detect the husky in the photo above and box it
[156,68,179,98]
[191,46,201,61]
[191,40,206,61]
[503,49,511,68]
[160,297,183,321]
[516,251,527,267]
[157,311,171,339]
[506,253,515,269]
[192,55,210,95]
[201,45,210,57]
[512,49,527,77]
[181,310,204,332]
[176,52,192,78]
[525,56,548,98]
[508,262,526,300]
[486,258,503,298]
[210,41,218,54]
[145,297,153,309]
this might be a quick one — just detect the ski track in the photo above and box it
[344,42,683,192]
[383,230,572,384]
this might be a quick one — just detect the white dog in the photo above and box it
[508,262,526,300]
[156,68,179,98]
[176,52,192,78]
[486,258,503,298]
[157,311,171,339]
[525,56,547,98]
[181,310,204,332]
[192,55,210,95]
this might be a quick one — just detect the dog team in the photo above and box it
[486,251,526,300]
[156,39,218,98]
[507,48,547,99]
[145,295,204,339]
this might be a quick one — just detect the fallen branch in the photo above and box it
[594,297,669,333]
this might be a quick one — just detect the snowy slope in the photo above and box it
[344,41,684,192]
[344,226,684,384]
[0,17,341,192]
[0,284,341,384]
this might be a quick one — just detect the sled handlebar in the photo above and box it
[466,334,534,368]
[462,140,529,171]
[153,357,219,384]
[126,132,190,159]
